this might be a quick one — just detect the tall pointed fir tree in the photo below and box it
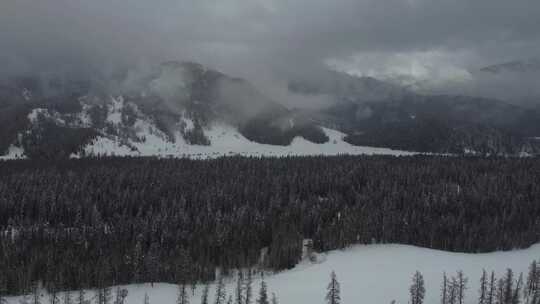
[257,278,269,304]
[201,283,209,304]
[245,269,253,304]
[215,275,227,304]
[326,271,341,304]
[236,271,245,304]
[512,273,523,304]
[457,271,468,304]
[488,272,496,304]
[448,277,458,304]
[504,269,515,304]
[31,281,40,304]
[410,271,425,304]
[442,273,448,304]
[271,293,278,304]
[77,287,86,304]
[177,282,189,304]
[480,270,488,304]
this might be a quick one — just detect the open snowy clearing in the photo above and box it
[76,126,416,159]
[7,243,540,304]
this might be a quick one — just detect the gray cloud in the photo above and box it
[1,0,539,105]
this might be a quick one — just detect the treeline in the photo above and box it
[0,155,540,295]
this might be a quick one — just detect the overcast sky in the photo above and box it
[1,0,539,98]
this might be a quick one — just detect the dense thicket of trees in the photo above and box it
[0,155,539,296]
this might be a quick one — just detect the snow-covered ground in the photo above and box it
[0,145,25,160]
[6,243,540,304]
[77,125,416,159]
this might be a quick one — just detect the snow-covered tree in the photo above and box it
[326,271,341,304]
[442,273,449,304]
[257,279,269,304]
[177,283,189,304]
[480,270,488,304]
[215,275,227,304]
[235,271,245,304]
[245,269,253,304]
[410,271,425,304]
[201,283,210,304]
[457,271,468,304]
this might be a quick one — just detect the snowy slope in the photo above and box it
[0,145,25,160]
[76,125,415,159]
[7,243,540,304]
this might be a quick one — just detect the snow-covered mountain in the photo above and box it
[2,60,540,160]
[0,62,414,160]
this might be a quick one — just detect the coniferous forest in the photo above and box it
[0,155,540,297]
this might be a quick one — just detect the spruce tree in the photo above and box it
[201,283,209,304]
[442,273,448,304]
[257,279,269,304]
[505,269,515,304]
[235,271,245,304]
[77,288,86,304]
[488,272,496,304]
[457,271,468,304]
[410,271,425,304]
[31,281,40,304]
[245,269,253,304]
[325,271,341,304]
[271,293,278,304]
[177,283,189,304]
[513,273,523,304]
[214,275,227,304]
[480,270,488,304]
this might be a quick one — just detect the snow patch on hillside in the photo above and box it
[0,145,25,160]
[76,124,416,159]
[6,243,540,304]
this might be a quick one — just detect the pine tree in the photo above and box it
[505,269,515,304]
[442,273,448,304]
[201,283,209,304]
[488,272,496,304]
[526,262,538,303]
[513,273,523,304]
[271,293,278,304]
[497,278,506,304]
[325,271,340,304]
[177,283,189,304]
[480,270,488,304]
[410,271,425,304]
[48,284,59,304]
[235,271,245,304]
[215,275,227,304]
[77,288,86,304]
[31,281,41,304]
[227,296,233,304]
[449,277,458,304]
[245,270,253,304]
[457,271,468,304]
[257,278,269,304]
[115,287,128,304]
